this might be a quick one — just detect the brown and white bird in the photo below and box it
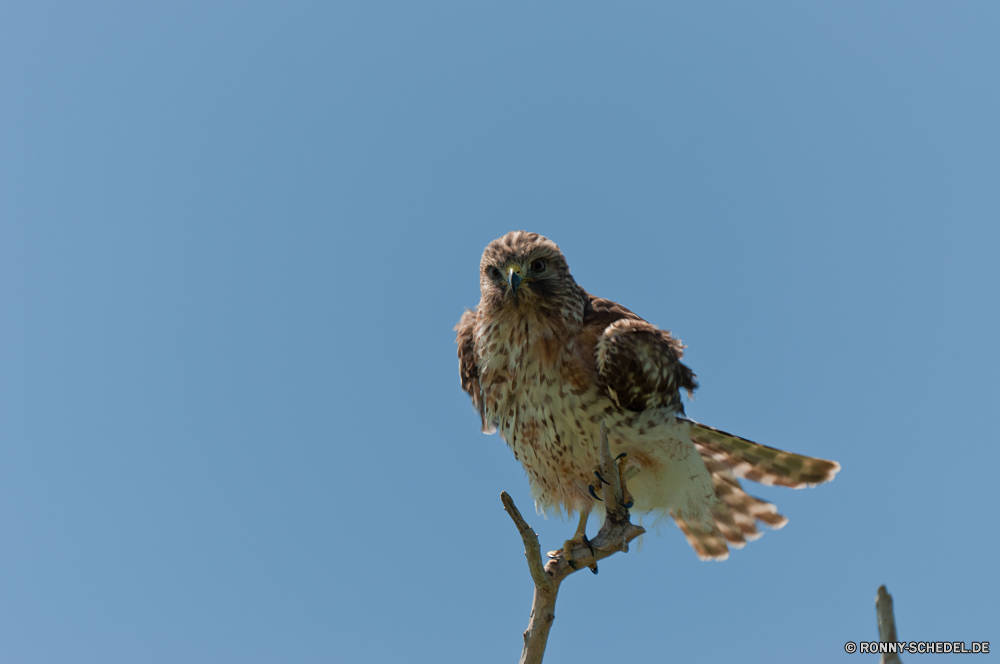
[455,231,839,561]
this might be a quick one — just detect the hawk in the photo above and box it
[455,231,839,561]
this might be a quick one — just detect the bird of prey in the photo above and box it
[455,231,839,561]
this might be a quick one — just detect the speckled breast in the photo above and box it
[479,326,617,513]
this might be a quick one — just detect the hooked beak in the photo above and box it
[507,265,523,297]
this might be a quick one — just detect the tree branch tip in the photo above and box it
[875,584,901,664]
[501,491,532,532]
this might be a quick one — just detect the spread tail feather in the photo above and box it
[671,420,839,560]
[673,515,730,561]
[686,420,840,488]
[673,454,790,560]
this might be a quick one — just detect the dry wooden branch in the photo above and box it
[501,421,646,664]
[876,585,902,664]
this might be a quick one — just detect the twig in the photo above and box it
[876,585,902,664]
[501,420,646,664]
[500,492,552,592]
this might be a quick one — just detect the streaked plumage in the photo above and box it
[455,231,839,559]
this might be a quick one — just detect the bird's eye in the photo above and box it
[488,266,501,279]
[531,259,546,272]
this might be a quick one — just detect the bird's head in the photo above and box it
[478,231,582,322]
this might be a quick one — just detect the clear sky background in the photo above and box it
[2,2,997,663]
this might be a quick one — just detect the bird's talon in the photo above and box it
[615,452,628,460]
[593,470,611,486]
[588,485,604,501]
[619,500,634,509]
[567,559,579,570]
[590,564,598,575]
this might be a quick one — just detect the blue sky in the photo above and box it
[1,2,997,662]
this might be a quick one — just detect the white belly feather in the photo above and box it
[496,380,719,528]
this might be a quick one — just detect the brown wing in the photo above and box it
[583,294,643,330]
[454,307,494,433]
[587,294,697,413]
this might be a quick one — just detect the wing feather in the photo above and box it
[589,296,697,412]
[455,307,495,433]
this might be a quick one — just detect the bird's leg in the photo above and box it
[616,453,634,509]
[559,506,597,573]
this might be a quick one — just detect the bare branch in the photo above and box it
[501,491,552,592]
[876,585,903,664]
[503,421,646,664]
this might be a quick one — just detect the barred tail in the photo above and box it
[671,420,838,560]
[686,421,840,488]
[673,454,792,561]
